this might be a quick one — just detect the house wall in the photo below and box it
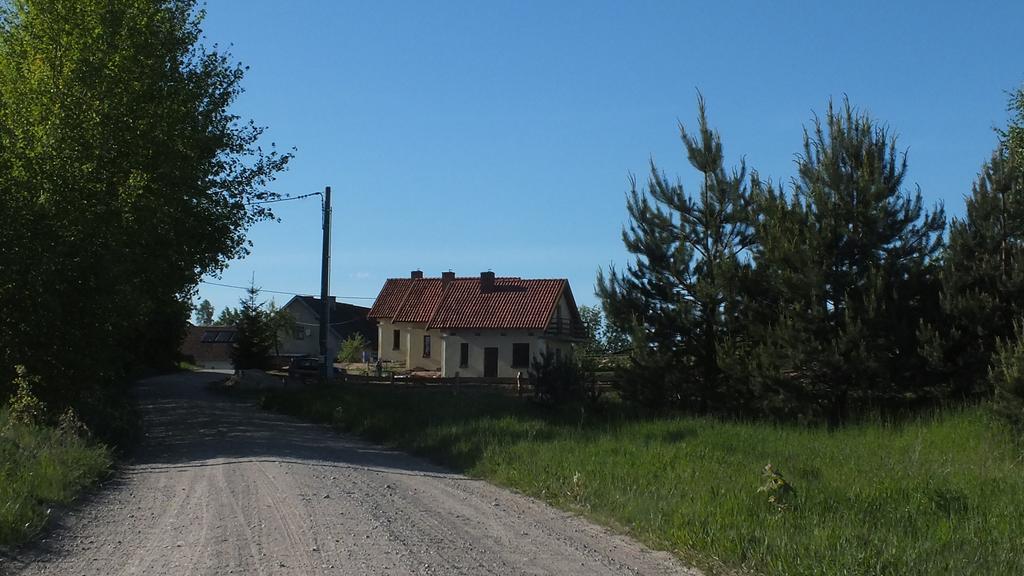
[277,301,339,359]
[375,320,443,371]
[404,323,442,371]
[377,319,402,364]
[439,330,574,378]
[179,326,234,370]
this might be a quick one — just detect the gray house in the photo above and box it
[276,296,377,361]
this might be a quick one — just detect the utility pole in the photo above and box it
[319,185,332,382]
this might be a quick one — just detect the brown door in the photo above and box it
[484,347,499,378]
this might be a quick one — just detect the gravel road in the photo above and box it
[3,371,697,576]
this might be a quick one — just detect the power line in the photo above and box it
[245,191,322,206]
[199,279,375,300]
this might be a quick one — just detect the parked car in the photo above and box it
[287,356,344,381]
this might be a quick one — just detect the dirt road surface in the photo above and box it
[3,371,697,576]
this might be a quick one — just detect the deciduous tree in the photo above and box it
[0,0,290,430]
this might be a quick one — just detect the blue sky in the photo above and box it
[196,1,1024,316]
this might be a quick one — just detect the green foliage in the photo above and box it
[528,349,597,405]
[194,299,215,326]
[6,365,46,428]
[922,130,1024,399]
[336,333,369,363]
[757,463,797,512]
[56,407,90,439]
[215,306,243,326]
[598,94,754,412]
[1009,84,1024,168]
[263,299,292,356]
[577,304,629,356]
[747,99,944,422]
[231,284,277,370]
[0,408,111,545]
[990,320,1024,432]
[262,386,1024,576]
[602,97,946,421]
[0,0,290,425]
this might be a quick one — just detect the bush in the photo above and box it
[336,334,369,363]
[529,350,598,405]
[0,408,111,545]
[6,365,46,428]
[991,320,1024,432]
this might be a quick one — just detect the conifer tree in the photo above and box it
[990,320,1024,432]
[598,96,754,411]
[231,285,276,371]
[743,99,945,422]
[922,143,1024,397]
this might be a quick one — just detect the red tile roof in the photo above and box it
[392,278,448,323]
[429,278,564,330]
[367,275,582,332]
[367,278,413,319]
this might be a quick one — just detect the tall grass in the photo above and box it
[263,386,1024,576]
[0,409,111,546]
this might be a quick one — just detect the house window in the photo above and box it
[459,343,469,368]
[423,335,431,358]
[393,329,400,350]
[512,343,530,368]
[294,324,305,340]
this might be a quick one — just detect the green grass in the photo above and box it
[0,410,112,546]
[260,386,1024,576]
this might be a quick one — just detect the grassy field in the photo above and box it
[0,409,112,546]
[260,384,1024,576]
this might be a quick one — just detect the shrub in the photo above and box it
[6,365,46,427]
[991,320,1024,432]
[758,463,798,511]
[529,350,598,405]
[336,334,369,363]
[57,407,90,439]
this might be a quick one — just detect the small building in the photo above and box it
[275,296,377,361]
[180,324,237,370]
[368,271,586,378]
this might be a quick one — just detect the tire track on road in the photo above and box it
[6,371,697,576]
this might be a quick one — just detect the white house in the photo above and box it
[368,271,586,378]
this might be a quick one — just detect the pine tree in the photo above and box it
[231,285,276,371]
[990,320,1024,432]
[195,299,215,326]
[743,99,945,423]
[922,144,1024,397]
[598,95,754,411]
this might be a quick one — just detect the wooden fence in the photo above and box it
[332,371,620,396]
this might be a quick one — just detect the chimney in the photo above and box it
[411,270,423,279]
[441,271,455,284]
[480,271,495,293]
